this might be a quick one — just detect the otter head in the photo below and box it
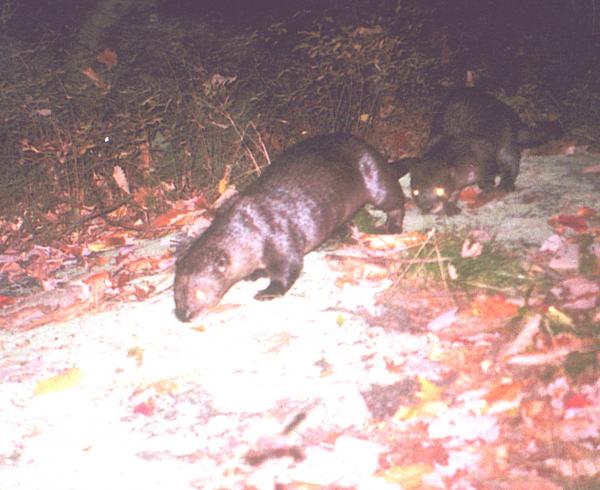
[174,247,233,322]
[410,164,455,214]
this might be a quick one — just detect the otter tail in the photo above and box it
[517,120,563,148]
[388,157,420,179]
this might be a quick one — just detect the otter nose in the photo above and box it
[175,307,192,322]
[416,200,433,213]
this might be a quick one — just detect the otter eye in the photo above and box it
[412,189,419,196]
[215,253,229,273]
[434,187,446,197]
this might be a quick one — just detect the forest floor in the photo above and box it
[1,149,599,489]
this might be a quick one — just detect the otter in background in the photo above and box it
[174,133,405,322]
[392,88,563,215]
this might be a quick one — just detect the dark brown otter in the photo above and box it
[392,88,562,215]
[174,133,405,322]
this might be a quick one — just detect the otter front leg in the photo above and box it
[255,243,303,300]
[496,145,520,191]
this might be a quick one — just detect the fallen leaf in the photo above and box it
[82,66,106,89]
[501,313,542,358]
[360,231,428,251]
[461,238,483,258]
[471,294,520,319]
[458,186,481,203]
[576,206,596,217]
[127,347,144,367]
[113,165,130,194]
[125,257,156,274]
[427,307,458,331]
[545,455,600,478]
[546,306,574,327]
[34,368,82,395]
[218,165,232,195]
[581,164,600,174]
[484,381,524,414]
[96,48,118,70]
[0,295,16,307]
[417,377,442,402]
[378,463,434,488]
[133,398,155,416]
[564,392,592,409]
[549,214,589,233]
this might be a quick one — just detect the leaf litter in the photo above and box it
[0,153,599,489]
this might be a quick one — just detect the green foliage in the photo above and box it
[398,231,538,293]
[251,16,435,133]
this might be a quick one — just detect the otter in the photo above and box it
[174,133,405,322]
[392,88,562,215]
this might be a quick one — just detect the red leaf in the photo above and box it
[564,393,592,409]
[550,214,588,233]
[458,186,480,203]
[0,295,15,307]
[133,399,155,416]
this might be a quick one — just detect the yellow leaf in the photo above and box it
[429,344,444,361]
[546,306,574,327]
[417,377,442,402]
[87,242,110,252]
[394,400,448,420]
[359,113,370,122]
[218,165,232,195]
[34,368,82,395]
[336,314,345,326]
[379,463,434,488]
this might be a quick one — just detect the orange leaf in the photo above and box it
[484,381,523,407]
[139,142,152,171]
[126,257,156,274]
[81,67,107,89]
[471,294,519,319]
[151,208,197,228]
[127,347,144,367]
[576,206,596,217]
[96,48,118,70]
[458,186,480,203]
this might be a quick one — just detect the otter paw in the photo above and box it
[255,282,287,300]
[497,181,515,192]
[443,202,461,216]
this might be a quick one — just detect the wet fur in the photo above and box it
[392,88,562,214]
[174,134,405,322]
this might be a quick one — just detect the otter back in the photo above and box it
[174,133,405,322]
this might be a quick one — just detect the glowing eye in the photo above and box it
[434,187,446,197]
[412,189,419,196]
